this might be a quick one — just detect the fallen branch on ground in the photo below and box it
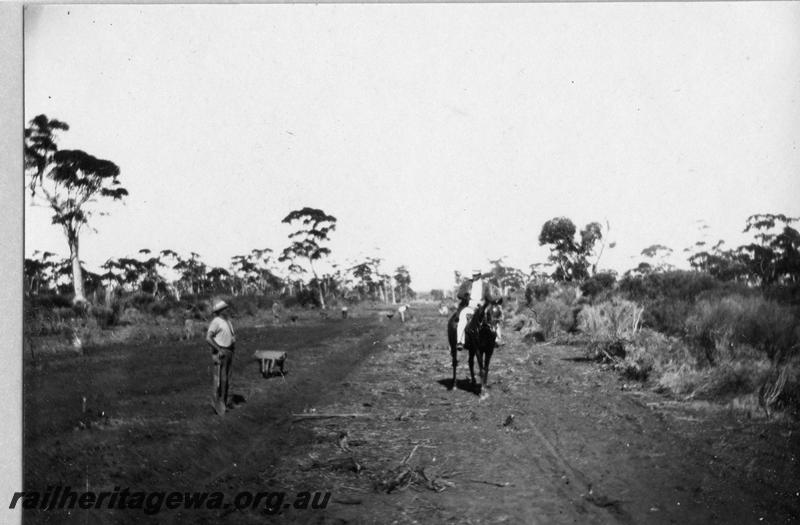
[465,478,511,487]
[419,468,456,492]
[601,349,621,364]
[291,413,372,420]
[402,444,420,464]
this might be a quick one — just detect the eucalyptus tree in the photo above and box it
[173,252,208,296]
[488,258,527,296]
[368,257,391,303]
[740,213,800,286]
[24,251,58,295]
[158,249,182,299]
[350,256,390,303]
[231,254,256,295]
[350,261,377,300]
[280,207,337,308]
[232,247,279,294]
[538,217,603,282]
[639,244,675,273]
[25,115,127,304]
[687,214,800,286]
[394,266,411,303]
[326,263,345,302]
[206,267,232,294]
[135,249,168,296]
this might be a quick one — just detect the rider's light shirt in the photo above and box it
[468,279,484,309]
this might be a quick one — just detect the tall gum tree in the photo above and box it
[394,265,411,303]
[741,213,800,286]
[25,115,128,304]
[538,217,604,282]
[280,207,337,309]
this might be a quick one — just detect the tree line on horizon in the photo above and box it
[24,114,800,312]
[537,213,800,287]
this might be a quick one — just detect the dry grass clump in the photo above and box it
[618,269,730,336]
[617,344,654,381]
[775,361,800,416]
[587,328,688,383]
[651,344,800,417]
[508,313,528,332]
[516,287,646,345]
[686,294,800,363]
[576,294,800,417]
[507,312,546,343]
[527,298,577,340]
[511,281,800,417]
[594,328,777,407]
[686,359,772,401]
[577,298,643,341]
[652,350,800,417]
[25,305,82,337]
[656,364,704,396]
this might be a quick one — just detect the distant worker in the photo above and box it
[206,300,236,416]
[271,301,281,325]
[341,305,349,319]
[397,303,411,323]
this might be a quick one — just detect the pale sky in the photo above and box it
[23,3,800,291]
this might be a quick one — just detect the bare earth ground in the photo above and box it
[23,304,799,524]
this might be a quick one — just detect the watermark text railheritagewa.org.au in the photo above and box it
[9,486,331,515]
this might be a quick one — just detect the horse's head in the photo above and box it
[481,299,504,334]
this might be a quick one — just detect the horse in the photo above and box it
[446,299,503,398]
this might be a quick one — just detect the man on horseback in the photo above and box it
[456,269,502,351]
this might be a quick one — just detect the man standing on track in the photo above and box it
[206,300,236,415]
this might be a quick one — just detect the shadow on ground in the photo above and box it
[436,377,482,395]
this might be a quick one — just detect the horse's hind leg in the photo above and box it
[468,350,477,388]
[448,319,458,391]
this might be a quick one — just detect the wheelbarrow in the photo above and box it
[253,350,287,378]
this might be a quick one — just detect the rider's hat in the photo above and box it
[471,269,482,277]
[212,300,229,313]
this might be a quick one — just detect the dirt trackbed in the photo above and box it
[23,305,799,524]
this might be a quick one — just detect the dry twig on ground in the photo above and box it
[291,413,372,420]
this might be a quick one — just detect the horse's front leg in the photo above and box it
[468,349,476,387]
[475,349,485,388]
[482,348,494,389]
[475,349,489,400]
[450,345,457,390]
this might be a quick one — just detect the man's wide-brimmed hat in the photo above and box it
[212,300,229,313]
[471,269,482,276]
